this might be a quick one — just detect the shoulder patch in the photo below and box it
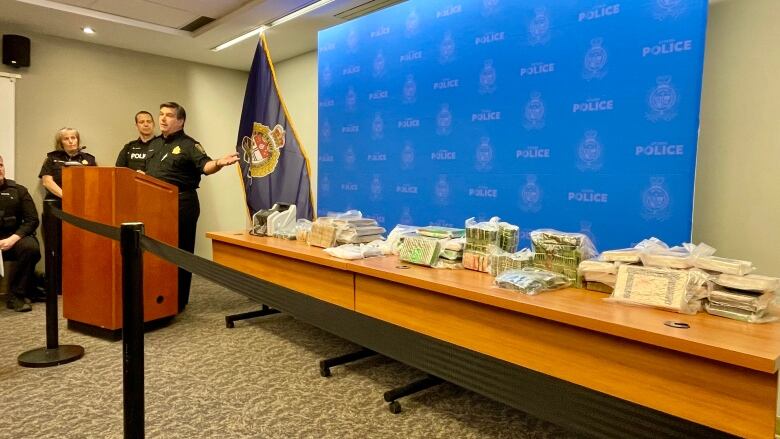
[195,143,206,154]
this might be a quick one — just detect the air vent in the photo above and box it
[180,16,215,32]
[335,0,407,21]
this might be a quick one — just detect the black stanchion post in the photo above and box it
[45,199,60,349]
[17,199,84,367]
[121,222,144,439]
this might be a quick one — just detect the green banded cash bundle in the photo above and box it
[463,217,519,273]
[464,217,500,272]
[489,248,534,276]
[399,236,442,267]
[530,229,597,288]
[498,223,519,253]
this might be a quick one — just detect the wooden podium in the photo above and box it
[61,167,179,331]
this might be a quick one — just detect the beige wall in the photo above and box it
[0,25,248,259]
[694,0,780,276]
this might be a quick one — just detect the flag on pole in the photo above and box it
[235,33,314,220]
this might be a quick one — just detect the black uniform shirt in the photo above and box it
[38,150,98,199]
[0,179,40,239]
[145,130,211,192]
[116,138,153,171]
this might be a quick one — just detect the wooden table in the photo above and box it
[208,231,780,439]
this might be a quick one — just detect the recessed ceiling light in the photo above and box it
[82,26,95,34]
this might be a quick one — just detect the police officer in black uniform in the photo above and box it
[38,127,97,297]
[39,127,98,199]
[116,110,155,171]
[0,155,42,312]
[145,102,238,312]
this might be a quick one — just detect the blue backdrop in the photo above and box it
[317,0,707,251]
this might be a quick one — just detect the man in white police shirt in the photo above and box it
[116,110,155,171]
[0,155,41,312]
[145,102,239,312]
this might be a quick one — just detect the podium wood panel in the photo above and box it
[62,167,178,330]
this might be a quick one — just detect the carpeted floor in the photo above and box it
[0,276,579,438]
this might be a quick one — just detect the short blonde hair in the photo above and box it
[54,128,80,150]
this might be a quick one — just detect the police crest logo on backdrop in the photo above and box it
[653,0,686,20]
[577,130,603,172]
[642,176,672,221]
[434,175,451,206]
[523,92,545,130]
[475,137,493,172]
[528,7,551,46]
[436,104,453,136]
[520,175,542,213]
[583,38,608,80]
[479,60,497,95]
[647,76,679,122]
[401,141,415,169]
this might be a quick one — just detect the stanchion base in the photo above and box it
[17,345,85,368]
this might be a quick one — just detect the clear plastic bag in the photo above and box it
[323,243,383,260]
[639,242,715,270]
[295,219,312,242]
[704,302,778,324]
[307,218,339,248]
[600,248,641,263]
[694,256,755,276]
[464,217,501,254]
[494,267,571,295]
[529,229,597,287]
[399,236,442,267]
[382,225,418,255]
[418,226,465,239]
[713,273,780,293]
[708,287,774,313]
[607,266,708,314]
[601,237,667,262]
[489,248,534,276]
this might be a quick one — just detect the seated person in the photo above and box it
[0,155,41,312]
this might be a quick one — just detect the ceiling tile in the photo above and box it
[91,0,198,28]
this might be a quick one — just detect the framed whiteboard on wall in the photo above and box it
[0,72,20,180]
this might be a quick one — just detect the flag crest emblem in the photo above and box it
[242,122,286,177]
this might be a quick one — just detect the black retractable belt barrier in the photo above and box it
[17,200,84,367]
[31,204,735,439]
[121,223,145,439]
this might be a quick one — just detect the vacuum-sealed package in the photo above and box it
[494,268,571,296]
[693,256,754,275]
[399,236,442,267]
[530,229,597,288]
[608,265,708,314]
[713,274,780,293]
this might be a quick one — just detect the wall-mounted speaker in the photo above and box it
[2,35,31,68]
